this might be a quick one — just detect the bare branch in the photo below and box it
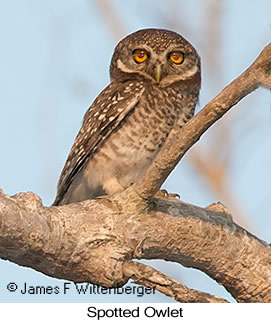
[133,43,271,200]
[0,190,270,302]
[123,261,228,303]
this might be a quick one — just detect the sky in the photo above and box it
[0,0,270,303]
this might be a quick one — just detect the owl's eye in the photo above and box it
[169,51,184,64]
[133,49,148,63]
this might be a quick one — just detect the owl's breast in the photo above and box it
[92,86,185,187]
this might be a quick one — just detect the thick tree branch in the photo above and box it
[0,190,270,302]
[123,261,228,303]
[134,42,271,200]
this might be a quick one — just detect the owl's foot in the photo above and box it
[155,189,180,200]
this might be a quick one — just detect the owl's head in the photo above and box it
[110,28,200,87]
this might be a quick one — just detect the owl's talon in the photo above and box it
[155,189,168,198]
[168,193,180,199]
[155,189,180,200]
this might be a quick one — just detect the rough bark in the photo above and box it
[0,43,270,303]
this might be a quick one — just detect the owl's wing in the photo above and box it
[53,81,145,205]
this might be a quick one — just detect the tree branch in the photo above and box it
[133,42,271,200]
[123,261,228,303]
[0,190,270,302]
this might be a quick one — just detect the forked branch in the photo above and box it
[0,43,270,303]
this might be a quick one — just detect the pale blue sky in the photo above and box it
[0,0,270,302]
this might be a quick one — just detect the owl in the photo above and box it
[53,28,201,206]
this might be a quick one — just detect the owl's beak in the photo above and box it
[155,64,162,83]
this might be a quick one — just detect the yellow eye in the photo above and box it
[169,52,184,64]
[133,49,148,63]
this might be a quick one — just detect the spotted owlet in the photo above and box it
[53,28,201,206]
